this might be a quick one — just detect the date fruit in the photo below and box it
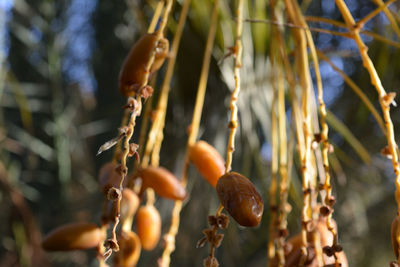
[42,222,103,251]
[136,205,161,250]
[216,172,264,227]
[136,166,187,200]
[189,141,225,187]
[119,33,169,97]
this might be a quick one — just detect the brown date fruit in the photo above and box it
[42,222,103,251]
[136,204,161,250]
[135,166,187,200]
[114,231,141,267]
[119,33,169,97]
[216,172,264,227]
[188,141,225,187]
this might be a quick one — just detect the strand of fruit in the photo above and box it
[151,0,223,265]
[267,83,279,264]
[115,0,190,261]
[292,1,345,264]
[40,2,169,266]
[276,48,290,266]
[101,0,174,260]
[284,0,322,265]
[303,7,344,265]
[111,0,164,166]
[201,1,246,266]
[334,0,400,264]
[150,0,193,265]
[267,2,291,265]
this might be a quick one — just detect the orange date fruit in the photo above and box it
[136,205,161,250]
[136,166,187,200]
[216,172,264,227]
[42,222,103,251]
[188,141,225,187]
[120,189,140,223]
[114,231,141,267]
[119,33,169,97]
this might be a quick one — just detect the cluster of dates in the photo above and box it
[41,29,266,266]
[42,139,266,266]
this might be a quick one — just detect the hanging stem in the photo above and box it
[103,0,174,259]
[146,0,192,264]
[267,77,279,264]
[316,50,386,135]
[334,0,400,264]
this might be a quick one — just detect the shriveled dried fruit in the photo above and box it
[114,231,141,267]
[136,204,161,250]
[188,141,225,187]
[392,216,399,258]
[136,166,187,200]
[42,222,103,251]
[216,172,264,227]
[98,162,121,195]
[119,33,169,97]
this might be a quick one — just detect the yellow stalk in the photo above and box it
[371,0,400,39]
[284,0,321,264]
[316,50,386,135]
[267,78,279,264]
[334,0,400,263]
[356,0,397,29]
[103,0,174,260]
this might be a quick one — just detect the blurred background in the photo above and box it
[0,0,400,266]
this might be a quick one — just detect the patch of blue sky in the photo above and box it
[315,57,345,107]
[62,0,97,93]
[0,0,13,60]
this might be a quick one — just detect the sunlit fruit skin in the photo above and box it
[392,216,399,258]
[98,162,121,195]
[118,33,169,97]
[42,222,102,251]
[188,141,225,187]
[120,189,140,223]
[136,205,161,250]
[136,166,187,200]
[114,231,141,267]
[216,172,264,227]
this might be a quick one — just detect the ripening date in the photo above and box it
[216,172,264,227]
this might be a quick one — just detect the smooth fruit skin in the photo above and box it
[216,172,264,227]
[114,231,141,267]
[119,33,169,97]
[137,166,187,201]
[42,222,102,251]
[136,205,161,250]
[188,141,225,187]
[120,189,140,223]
